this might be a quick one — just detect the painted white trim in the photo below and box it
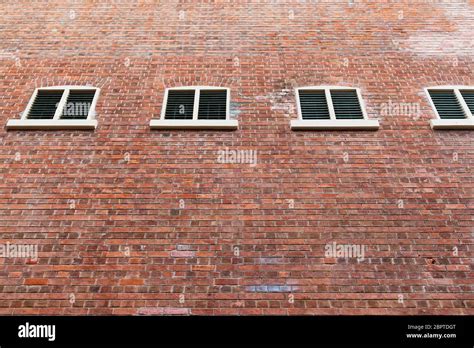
[424,86,474,124]
[160,88,169,120]
[88,88,101,119]
[355,88,369,120]
[325,89,336,120]
[226,88,231,122]
[424,87,443,120]
[158,86,231,121]
[6,119,98,130]
[290,119,379,130]
[54,89,69,120]
[430,119,474,130]
[21,89,38,120]
[455,89,473,118]
[291,86,370,123]
[193,89,200,120]
[295,89,302,121]
[150,119,238,130]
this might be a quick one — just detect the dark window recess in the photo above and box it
[27,90,64,119]
[164,90,195,119]
[331,90,364,119]
[299,90,330,120]
[61,90,96,119]
[429,90,466,119]
[198,90,227,120]
[460,90,474,115]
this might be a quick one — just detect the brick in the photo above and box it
[24,279,48,286]
[119,279,145,286]
[137,307,190,315]
[170,251,195,258]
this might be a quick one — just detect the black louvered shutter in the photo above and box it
[298,90,330,120]
[198,90,227,120]
[61,90,96,119]
[331,90,364,119]
[164,90,195,119]
[429,90,466,119]
[27,90,64,119]
[460,90,474,116]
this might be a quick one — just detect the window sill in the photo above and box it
[290,119,379,131]
[430,119,474,130]
[6,119,97,130]
[149,119,238,130]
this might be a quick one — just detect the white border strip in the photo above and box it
[290,119,379,131]
[150,119,238,130]
[6,119,98,130]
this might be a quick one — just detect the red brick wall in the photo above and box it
[0,0,472,315]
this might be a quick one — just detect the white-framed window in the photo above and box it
[150,86,238,130]
[6,86,99,130]
[291,86,379,130]
[425,86,474,129]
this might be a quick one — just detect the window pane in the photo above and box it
[299,90,330,120]
[27,90,64,119]
[164,90,195,120]
[198,90,227,120]
[61,90,96,119]
[429,90,466,119]
[331,90,364,119]
[460,90,474,116]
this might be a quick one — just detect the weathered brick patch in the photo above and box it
[137,308,190,316]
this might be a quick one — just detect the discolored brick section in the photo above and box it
[0,1,472,315]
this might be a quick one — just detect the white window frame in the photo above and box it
[291,86,379,130]
[6,86,99,130]
[150,86,238,130]
[425,86,474,130]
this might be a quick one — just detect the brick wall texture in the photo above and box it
[0,0,473,315]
